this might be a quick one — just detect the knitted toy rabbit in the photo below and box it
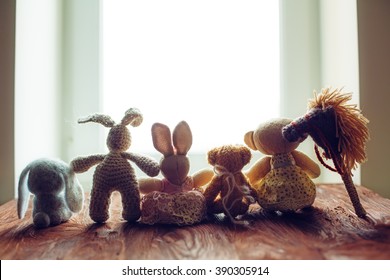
[139,121,213,225]
[17,158,84,228]
[71,108,160,223]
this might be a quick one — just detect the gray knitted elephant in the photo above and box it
[17,158,84,228]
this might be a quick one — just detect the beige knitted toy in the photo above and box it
[139,121,213,226]
[71,108,160,223]
[244,118,321,213]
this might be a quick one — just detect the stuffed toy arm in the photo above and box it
[203,177,223,206]
[246,180,258,199]
[291,150,321,179]
[122,152,160,177]
[192,168,214,191]
[70,155,105,173]
[138,178,163,194]
[244,156,271,185]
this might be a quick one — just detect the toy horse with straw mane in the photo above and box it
[282,88,370,218]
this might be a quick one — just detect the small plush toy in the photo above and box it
[17,158,84,228]
[203,144,257,223]
[244,118,321,213]
[71,108,160,223]
[282,88,370,218]
[139,121,213,226]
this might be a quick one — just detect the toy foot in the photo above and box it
[90,211,109,223]
[123,210,141,222]
[33,212,50,228]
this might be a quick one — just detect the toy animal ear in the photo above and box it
[78,114,115,128]
[240,146,252,165]
[173,121,192,155]
[64,171,84,213]
[207,148,218,166]
[121,108,143,127]
[17,166,31,219]
[244,131,256,150]
[152,123,174,156]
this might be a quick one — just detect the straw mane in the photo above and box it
[308,88,369,172]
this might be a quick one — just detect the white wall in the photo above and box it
[279,0,321,166]
[280,0,362,186]
[319,0,361,184]
[14,0,63,193]
[61,0,102,188]
[13,0,101,197]
[358,0,390,198]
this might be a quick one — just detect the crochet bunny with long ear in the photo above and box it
[17,158,83,228]
[71,108,160,223]
[139,121,213,225]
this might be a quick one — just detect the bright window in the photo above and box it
[102,0,280,153]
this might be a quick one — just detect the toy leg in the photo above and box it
[89,187,111,223]
[120,186,141,222]
[207,198,224,214]
[228,200,249,218]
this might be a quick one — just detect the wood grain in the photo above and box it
[1,184,390,260]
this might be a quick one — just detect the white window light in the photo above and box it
[102,0,280,154]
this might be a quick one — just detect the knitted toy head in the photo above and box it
[71,108,160,223]
[152,121,192,186]
[244,118,320,213]
[244,118,302,155]
[203,144,256,223]
[139,121,213,226]
[17,158,84,228]
[282,88,370,218]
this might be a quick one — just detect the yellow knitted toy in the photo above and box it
[71,108,160,223]
[244,118,321,212]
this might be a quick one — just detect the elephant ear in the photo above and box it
[64,170,84,213]
[17,166,31,219]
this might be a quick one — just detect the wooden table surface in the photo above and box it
[1,184,390,260]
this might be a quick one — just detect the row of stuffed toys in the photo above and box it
[17,88,370,228]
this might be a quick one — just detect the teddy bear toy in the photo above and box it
[244,118,321,213]
[203,144,257,223]
[17,158,84,228]
[139,121,213,226]
[70,108,160,223]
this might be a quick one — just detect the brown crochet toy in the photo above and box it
[139,121,213,225]
[244,118,321,213]
[71,108,160,223]
[282,88,370,218]
[203,145,257,223]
